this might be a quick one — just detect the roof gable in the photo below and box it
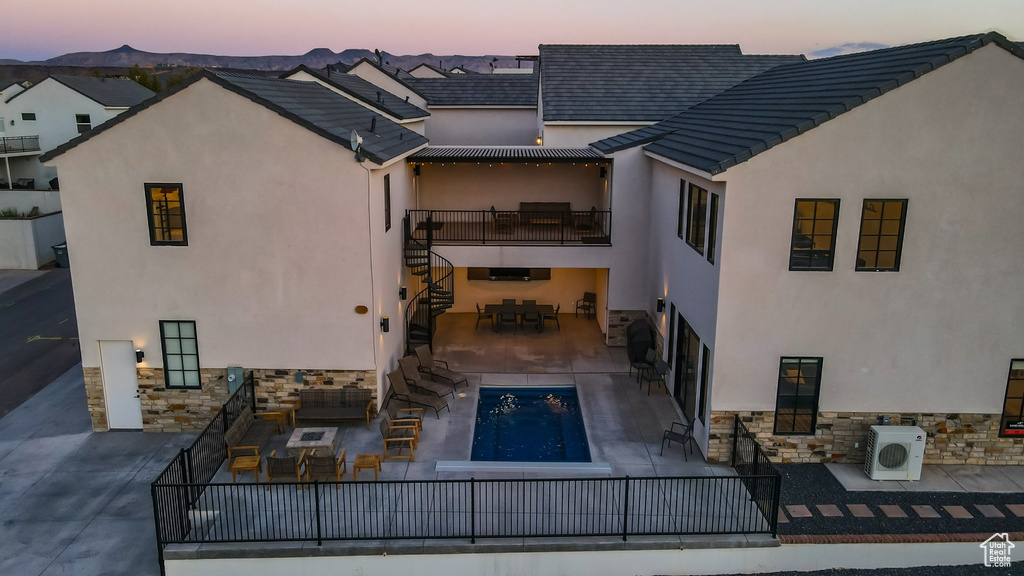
[281,65,429,120]
[8,74,155,107]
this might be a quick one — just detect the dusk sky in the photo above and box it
[3,0,1023,61]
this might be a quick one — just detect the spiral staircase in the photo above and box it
[403,214,454,353]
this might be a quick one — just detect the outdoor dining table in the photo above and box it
[484,303,555,332]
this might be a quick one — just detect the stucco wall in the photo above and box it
[425,108,537,145]
[0,212,63,268]
[416,162,607,211]
[0,189,61,213]
[448,266,597,314]
[713,44,1024,416]
[347,64,428,109]
[542,123,651,147]
[50,78,378,372]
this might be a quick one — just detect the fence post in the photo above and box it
[314,480,323,546]
[470,477,476,544]
[770,473,782,538]
[731,414,740,466]
[481,210,487,244]
[621,476,630,542]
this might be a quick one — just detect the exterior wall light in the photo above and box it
[399,286,407,300]
[380,316,390,333]
[535,136,543,146]
[656,298,665,313]
[135,349,145,363]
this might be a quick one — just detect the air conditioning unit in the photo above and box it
[864,425,926,481]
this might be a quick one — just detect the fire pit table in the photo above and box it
[285,427,338,458]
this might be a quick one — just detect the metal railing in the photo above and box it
[731,415,783,537]
[0,136,41,154]
[407,209,612,245]
[152,474,777,548]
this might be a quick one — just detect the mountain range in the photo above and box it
[0,45,525,73]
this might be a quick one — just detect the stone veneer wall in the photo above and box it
[606,309,648,346]
[252,369,378,412]
[706,411,1024,466]
[82,366,107,431]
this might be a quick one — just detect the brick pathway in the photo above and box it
[778,502,1024,524]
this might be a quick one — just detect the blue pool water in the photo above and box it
[471,386,591,462]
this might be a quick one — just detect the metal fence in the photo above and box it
[407,209,612,244]
[731,415,782,537]
[0,136,41,154]
[152,474,777,548]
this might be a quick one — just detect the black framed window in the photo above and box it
[1000,360,1024,437]
[774,357,822,435]
[75,113,92,134]
[697,344,711,425]
[384,174,392,232]
[856,199,907,271]
[21,112,36,121]
[686,183,708,255]
[676,180,687,240]
[160,320,201,389]
[789,199,839,271]
[145,183,188,246]
[706,193,719,264]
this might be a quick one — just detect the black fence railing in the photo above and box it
[407,209,611,245]
[0,136,40,154]
[152,474,776,547]
[731,415,782,537]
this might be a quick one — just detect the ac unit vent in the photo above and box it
[876,442,909,470]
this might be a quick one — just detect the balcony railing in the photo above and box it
[0,136,41,154]
[407,209,612,245]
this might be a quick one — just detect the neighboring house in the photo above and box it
[408,63,449,78]
[41,32,1024,473]
[593,32,1024,465]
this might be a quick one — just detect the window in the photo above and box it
[1000,360,1024,437]
[145,184,188,246]
[676,180,687,239]
[789,199,839,271]
[685,183,708,255]
[697,344,711,425]
[706,193,719,264]
[160,321,201,389]
[774,357,822,435]
[21,112,36,121]
[75,114,92,134]
[384,174,392,232]
[856,199,907,271]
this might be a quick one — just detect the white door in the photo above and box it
[100,340,143,429]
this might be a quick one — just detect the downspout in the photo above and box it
[359,161,378,373]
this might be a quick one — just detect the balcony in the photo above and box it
[0,135,41,155]
[408,209,611,245]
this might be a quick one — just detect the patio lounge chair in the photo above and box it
[380,418,416,461]
[265,449,306,485]
[414,345,468,390]
[305,448,347,483]
[575,292,596,319]
[386,369,449,418]
[399,356,455,399]
[661,421,694,460]
[542,304,560,330]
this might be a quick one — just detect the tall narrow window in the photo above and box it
[697,344,711,425]
[789,199,839,271]
[145,184,188,246]
[774,357,822,435]
[706,193,719,264]
[1001,360,1024,437]
[75,113,92,134]
[160,321,201,389]
[384,174,392,232]
[686,183,708,255]
[676,180,687,240]
[856,199,907,271]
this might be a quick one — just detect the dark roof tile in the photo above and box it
[406,74,538,106]
[50,74,155,107]
[283,65,429,120]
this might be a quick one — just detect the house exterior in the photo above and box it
[42,32,1024,472]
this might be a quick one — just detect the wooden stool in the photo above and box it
[230,455,262,483]
[352,453,381,481]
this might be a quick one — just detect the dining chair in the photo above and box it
[475,303,492,329]
[502,298,516,306]
[523,299,537,307]
[542,304,560,331]
[498,309,517,332]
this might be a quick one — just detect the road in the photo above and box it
[0,269,81,416]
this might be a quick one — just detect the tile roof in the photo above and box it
[406,73,538,106]
[539,44,804,122]
[408,146,603,162]
[595,32,1023,175]
[283,65,429,120]
[42,70,427,165]
[51,74,155,107]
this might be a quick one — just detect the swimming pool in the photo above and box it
[471,386,591,462]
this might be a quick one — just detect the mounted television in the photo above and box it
[467,268,551,281]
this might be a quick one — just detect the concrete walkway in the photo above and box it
[0,364,192,576]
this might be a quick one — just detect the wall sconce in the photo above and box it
[399,286,407,300]
[135,349,145,363]
[380,316,390,333]
[413,165,421,176]
[599,166,607,179]
[535,136,543,146]
[656,298,665,313]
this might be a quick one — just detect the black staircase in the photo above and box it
[404,214,454,353]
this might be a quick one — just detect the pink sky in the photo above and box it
[3,0,1022,61]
